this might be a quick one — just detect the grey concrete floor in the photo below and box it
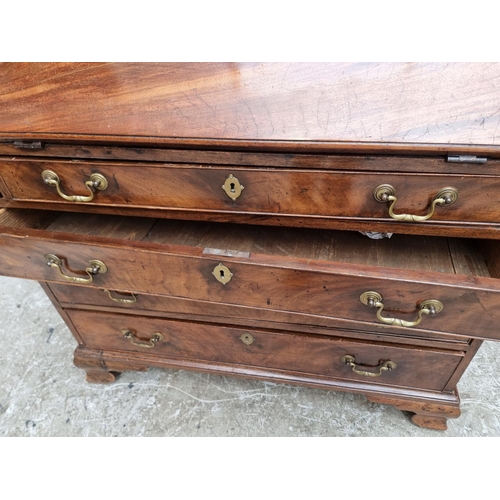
[1,275,500,437]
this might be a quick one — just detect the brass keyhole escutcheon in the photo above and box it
[212,263,233,284]
[222,174,244,201]
[240,333,254,345]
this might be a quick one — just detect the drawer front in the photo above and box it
[1,159,500,224]
[66,309,463,392]
[47,283,470,346]
[2,230,500,340]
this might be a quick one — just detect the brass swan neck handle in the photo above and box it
[360,291,443,328]
[374,184,458,222]
[45,254,107,284]
[42,170,108,203]
[341,355,397,377]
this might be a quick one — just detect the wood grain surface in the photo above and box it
[2,159,500,229]
[1,63,499,148]
[0,160,494,219]
[1,210,500,340]
[2,62,498,431]
[66,309,463,392]
[46,282,471,347]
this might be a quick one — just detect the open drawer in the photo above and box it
[1,208,500,341]
[2,158,500,238]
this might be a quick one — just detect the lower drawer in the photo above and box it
[65,309,464,392]
[48,282,470,346]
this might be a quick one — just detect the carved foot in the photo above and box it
[84,368,117,383]
[73,346,148,384]
[366,394,461,430]
[411,414,449,431]
[73,347,120,383]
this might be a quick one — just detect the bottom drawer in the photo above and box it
[66,309,463,392]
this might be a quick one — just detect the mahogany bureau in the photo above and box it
[1,62,500,431]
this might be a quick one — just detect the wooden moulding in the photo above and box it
[73,346,462,430]
[1,143,500,172]
[365,394,461,431]
[2,136,500,157]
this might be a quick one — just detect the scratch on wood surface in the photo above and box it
[194,89,217,117]
[264,105,275,134]
[243,100,259,136]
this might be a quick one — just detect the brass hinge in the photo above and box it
[12,140,44,149]
[447,155,487,164]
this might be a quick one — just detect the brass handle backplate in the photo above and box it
[373,184,458,222]
[341,354,397,377]
[360,291,443,328]
[102,289,137,304]
[42,170,108,202]
[122,329,164,348]
[45,254,107,284]
[222,174,244,201]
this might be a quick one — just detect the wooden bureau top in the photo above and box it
[1,62,499,152]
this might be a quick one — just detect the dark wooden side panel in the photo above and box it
[0,173,11,200]
[38,282,85,345]
[477,240,500,279]
[443,339,484,392]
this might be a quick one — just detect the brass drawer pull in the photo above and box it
[121,329,164,348]
[374,184,458,222]
[42,170,108,202]
[102,289,137,304]
[341,355,397,377]
[45,254,107,284]
[222,174,244,201]
[360,291,443,328]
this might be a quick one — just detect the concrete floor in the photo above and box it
[1,275,500,437]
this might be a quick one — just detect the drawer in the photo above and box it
[1,159,500,227]
[66,309,464,393]
[2,209,500,341]
[47,282,470,346]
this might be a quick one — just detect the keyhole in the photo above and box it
[213,263,233,284]
[230,182,236,193]
[240,332,254,345]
